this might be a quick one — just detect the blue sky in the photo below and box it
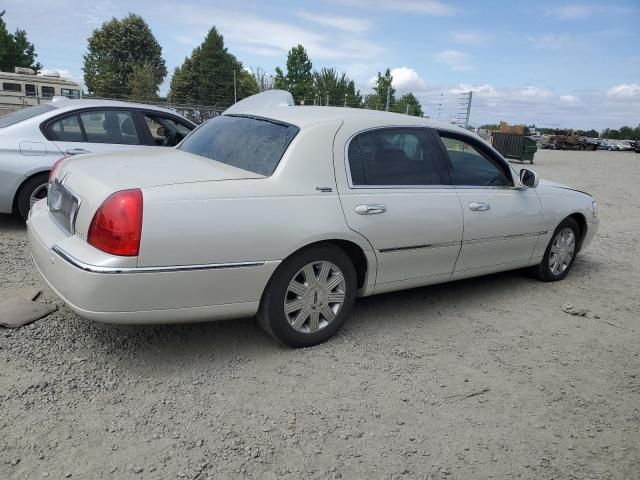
[3,0,639,129]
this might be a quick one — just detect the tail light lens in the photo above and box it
[49,156,68,182]
[87,189,143,257]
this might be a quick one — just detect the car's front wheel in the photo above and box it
[17,173,49,220]
[257,244,357,347]
[533,217,580,282]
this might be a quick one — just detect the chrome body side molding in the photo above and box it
[52,246,265,274]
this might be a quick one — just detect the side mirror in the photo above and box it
[156,126,167,137]
[519,168,539,188]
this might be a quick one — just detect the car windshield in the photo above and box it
[178,114,300,176]
[0,104,56,128]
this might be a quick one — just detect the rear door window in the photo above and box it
[79,110,140,145]
[178,115,299,176]
[348,128,442,186]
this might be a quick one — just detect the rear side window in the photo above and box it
[0,104,55,128]
[348,128,442,186]
[178,115,299,176]
[49,115,83,142]
[41,86,55,98]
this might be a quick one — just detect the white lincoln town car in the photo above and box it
[28,91,598,347]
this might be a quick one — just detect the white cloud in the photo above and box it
[336,0,456,16]
[547,3,594,19]
[295,11,371,33]
[450,31,492,46]
[559,95,580,105]
[435,50,472,71]
[163,6,385,60]
[606,84,640,99]
[527,33,578,49]
[390,67,425,92]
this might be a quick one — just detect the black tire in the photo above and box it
[257,244,357,348]
[532,217,580,282]
[17,173,49,220]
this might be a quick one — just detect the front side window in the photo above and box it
[348,128,442,186]
[178,115,299,176]
[41,86,55,98]
[2,82,22,92]
[439,133,511,187]
[79,110,140,145]
[143,114,193,147]
[48,115,84,142]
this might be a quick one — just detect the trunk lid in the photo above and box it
[50,148,263,237]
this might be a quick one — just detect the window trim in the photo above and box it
[344,126,451,190]
[434,128,515,188]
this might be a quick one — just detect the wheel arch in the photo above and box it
[12,169,50,213]
[269,237,376,295]
[567,212,587,250]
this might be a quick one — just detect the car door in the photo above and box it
[433,129,543,278]
[44,109,150,156]
[334,123,463,292]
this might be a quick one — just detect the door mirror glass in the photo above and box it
[519,168,539,188]
[156,126,167,137]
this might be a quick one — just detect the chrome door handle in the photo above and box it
[468,202,490,211]
[66,148,91,155]
[354,204,386,215]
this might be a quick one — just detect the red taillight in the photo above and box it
[87,189,143,257]
[49,156,68,182]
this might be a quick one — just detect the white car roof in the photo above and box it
[224,90,471,134]
[49,97,180,116]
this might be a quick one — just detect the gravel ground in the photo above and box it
[1,150,639,480]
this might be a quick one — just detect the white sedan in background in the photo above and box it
[0,97,196,219]
[28,91,599,347]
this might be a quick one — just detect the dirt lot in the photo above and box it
[1,150,639,480]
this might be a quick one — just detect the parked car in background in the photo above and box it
[0,98,196,218]
[28,90,599,347]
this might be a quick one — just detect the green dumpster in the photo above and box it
[491,132,538,164]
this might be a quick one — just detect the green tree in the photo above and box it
[273,45,313,103]
[373,68,395,111]
[345,80,363,108]
[168,27,253,105]
[0,10,42,72]
[83,13,166,97]
[393,92,423,117]
[129,63,158,101]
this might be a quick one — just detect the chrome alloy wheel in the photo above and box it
[30,183,48,208]
[284,261,346,334]
[549,227,576,275]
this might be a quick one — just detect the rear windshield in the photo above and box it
[0,104,56,128]
[178,115,299,176]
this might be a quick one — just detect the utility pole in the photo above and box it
[326,93,329,106]
[406,104,409,115]
[385,87,390,111]
[464,91,473,127]
[233,70,237,103]
[344,93,347,107]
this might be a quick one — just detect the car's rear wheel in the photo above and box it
[257,244,357,347]
[17,173,49,220]
[533,217,580,282]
